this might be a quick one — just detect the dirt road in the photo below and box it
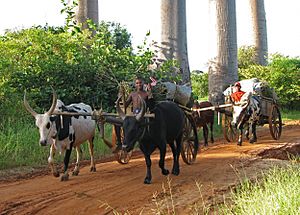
[0,122,299,214]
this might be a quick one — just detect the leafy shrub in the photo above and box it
[238,47,300,109]
[0,22,155,118]
[191,71,209,100]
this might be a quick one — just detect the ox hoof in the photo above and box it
[144,178,151,184]
[172,169,180,176]
[72,170,79,176]
[53,172,60,177]
[162,169,169,175]
[249,137,257,144]
[90,166,96,172]
[60,174,69,181]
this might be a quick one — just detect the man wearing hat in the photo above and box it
[231,82,245,103]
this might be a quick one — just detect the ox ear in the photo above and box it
[135,95,146,121]
[116,96,126,120]
[24,90,38,118]
[46,89,57,115]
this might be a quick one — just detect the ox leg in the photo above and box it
[72,146,81,176]
[61,144,73,181]
[249,122,257,143]
[158,143,169,176]
[203,125,209,146]
[48,144,59,177]
[144,154,152,184]
[88,138,96,172]
[171,136,182,176]
[210,122,214,143]
[238,128,243,146]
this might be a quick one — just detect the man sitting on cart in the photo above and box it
[231,82,246,103]
[114,77,153,152]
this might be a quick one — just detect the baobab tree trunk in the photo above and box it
[69,0,98,29]
[160,0,190,84]
[208,0,238,105]
[250,0,268,65]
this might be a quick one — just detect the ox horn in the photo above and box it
[135,95,146,121]
[24,90,38,118]
[116,96,126,120]
[46,89,57,115]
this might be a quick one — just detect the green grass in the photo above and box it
[281,109,300,121]
[0,118,113,170]
[220,162,300,214]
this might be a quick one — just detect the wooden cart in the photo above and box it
[222,95,282,142]
[179,105,199,165]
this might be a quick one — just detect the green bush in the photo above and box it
[238,47,300,109]
[0,22,156,118]
[191,72,209,100]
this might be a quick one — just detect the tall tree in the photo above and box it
[250,0,268,65]
[208,0,238,105]
[69,0,98,29]
[160,0,190,84]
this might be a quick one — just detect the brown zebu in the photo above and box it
[192,101,214,146]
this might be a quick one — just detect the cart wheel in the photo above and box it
[269,105,282,140]
[112,126,132,164]
[181,114,199,165]
[222,114,237,142]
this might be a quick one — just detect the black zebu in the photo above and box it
[192,101,214,146]
[117,98,185,184]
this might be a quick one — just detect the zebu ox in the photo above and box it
[117,98,185,184]
[192,101,214,146]
[231,92,261,146]
[24,92,96,181]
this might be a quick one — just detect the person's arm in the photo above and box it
[125,93,133,109]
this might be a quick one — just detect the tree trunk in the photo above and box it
[160,0,190,84]
[69,0,98,29]
[250,0,268,65]
[208,0,238,105]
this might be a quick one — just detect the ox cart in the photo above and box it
[222,95,282,143]
[98,104,199,165]
[54,82,199,165]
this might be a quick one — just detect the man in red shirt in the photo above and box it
[231,82,245,103]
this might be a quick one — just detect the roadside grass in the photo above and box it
[0,118,112,170]
[140,161,300,215]
[281,109,300,121]
[219,161,300,214]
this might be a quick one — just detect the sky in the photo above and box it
[0,0,299,71]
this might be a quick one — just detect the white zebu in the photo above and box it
[24,92,96,181]
[232,92,261,145]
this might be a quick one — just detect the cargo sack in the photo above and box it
[152,82,192,106]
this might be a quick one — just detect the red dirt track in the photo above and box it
[0,121,299,214]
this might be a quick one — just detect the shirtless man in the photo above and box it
[114,77,152,152]
[125,77,152,113]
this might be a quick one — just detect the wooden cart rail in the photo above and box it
[52,111,155,118]
[191,103,233,112]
